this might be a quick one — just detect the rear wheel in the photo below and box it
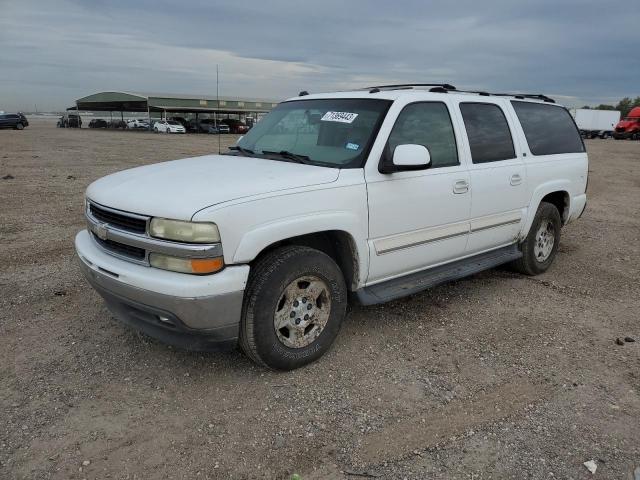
[510,202,562,275]
[239,246,347,370]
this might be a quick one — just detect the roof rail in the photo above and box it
[357,84,555,103]
[364,83,457,93]
[492,93,556,103]
[439,86,556,103]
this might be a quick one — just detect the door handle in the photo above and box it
[453,179,469,194]
[510,174,522,186]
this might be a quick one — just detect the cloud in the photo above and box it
[0,0,638,111]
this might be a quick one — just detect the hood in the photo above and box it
[86,154,339,220]
[616,119,640,130]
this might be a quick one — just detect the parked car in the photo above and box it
[169,116,190,130]
[89,119,108,129]
[613,106,640,140]
[127,119,150,130]
[0,112,29,130]
[573,109,620,139]
[153,120,186,134]
[193,118,226,133]
[109,120,127,130]
[76,85,588,370]
[219,118,249,134]
[58,113,82,128]
[208,123,230,134]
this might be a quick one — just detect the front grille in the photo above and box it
[93,234,146,260]
[89,203,147,234]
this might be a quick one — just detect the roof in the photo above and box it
[284,85,562,106]
[73,91,280,113]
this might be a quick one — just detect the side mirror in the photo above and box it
[381,144,431,173]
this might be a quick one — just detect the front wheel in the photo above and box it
[239,246,347,370]
[510,202,562,275]
[15,123,24,130]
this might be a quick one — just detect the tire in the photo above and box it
[239,246,347,370]
[15,123,24,130]
[511,202,562,276]
[154,127,158,133]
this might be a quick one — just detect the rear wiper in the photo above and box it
[261,150,311,164]
[227,145,255,156]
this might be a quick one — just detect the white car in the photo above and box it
[127,118,150,130]
[76,84,588,370]
[153,120,185,134]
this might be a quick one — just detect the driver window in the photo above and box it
[388,102,459,168]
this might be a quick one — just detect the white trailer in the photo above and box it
[573,109,620,138]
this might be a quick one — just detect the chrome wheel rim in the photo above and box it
[534,221,555,262]
[274,275,332,349]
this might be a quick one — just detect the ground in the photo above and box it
[1,119,639,480]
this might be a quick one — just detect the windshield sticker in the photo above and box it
[321,111,359,124]
[345,142,360,151]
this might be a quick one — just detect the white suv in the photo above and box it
[75,84,588,370]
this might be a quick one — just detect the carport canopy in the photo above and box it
[70,91,278,115]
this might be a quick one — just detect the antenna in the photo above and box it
[216,64,221,155]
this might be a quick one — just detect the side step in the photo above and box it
[356,244,522,305]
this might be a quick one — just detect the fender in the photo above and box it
[519,180,571,239]
[232,211,369,288]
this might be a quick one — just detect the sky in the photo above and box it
[1,0,639,112]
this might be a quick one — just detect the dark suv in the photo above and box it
[0,113,29,130]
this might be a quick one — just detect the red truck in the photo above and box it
[613,106,640,139]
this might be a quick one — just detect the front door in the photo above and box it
[365,101,471,284]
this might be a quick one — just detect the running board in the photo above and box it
[356,244,522,305]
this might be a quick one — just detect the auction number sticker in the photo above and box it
[321,111,358,123]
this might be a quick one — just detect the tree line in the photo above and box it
[582,97,640,117]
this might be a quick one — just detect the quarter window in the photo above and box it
[387,102,459,168]
[511,101,584,155]
[460,103,515,163]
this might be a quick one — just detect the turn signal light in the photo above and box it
[149,253,224,275]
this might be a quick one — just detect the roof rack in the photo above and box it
[435,86,556,103]
[360,83,555,102]
[364,83,457,93]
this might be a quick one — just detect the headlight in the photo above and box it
[149,253,224,275]
[149,218,220,243]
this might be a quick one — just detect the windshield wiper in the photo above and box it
[227,145,255,156]
[261,150,312,164]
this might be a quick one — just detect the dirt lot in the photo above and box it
[1,118,639,479]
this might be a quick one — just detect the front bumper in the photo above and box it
[75,230,249,351]
[613,131,635,139]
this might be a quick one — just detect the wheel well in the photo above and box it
[541,191,569,224]
[251,231,359,290]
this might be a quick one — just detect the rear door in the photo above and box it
[456,101,527,254]
[365,100,471,284]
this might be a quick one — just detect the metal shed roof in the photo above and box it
[71,91,279,114]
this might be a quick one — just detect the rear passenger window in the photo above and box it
[460,103,515,163]
[511,101,585,155]
[388,102,458,168]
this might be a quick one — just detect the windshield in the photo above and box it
[235,98,391,168]
[167,121,179,125]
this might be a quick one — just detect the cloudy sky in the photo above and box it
[1,0,638,111]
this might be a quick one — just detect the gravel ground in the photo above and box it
[1,118,639,480]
